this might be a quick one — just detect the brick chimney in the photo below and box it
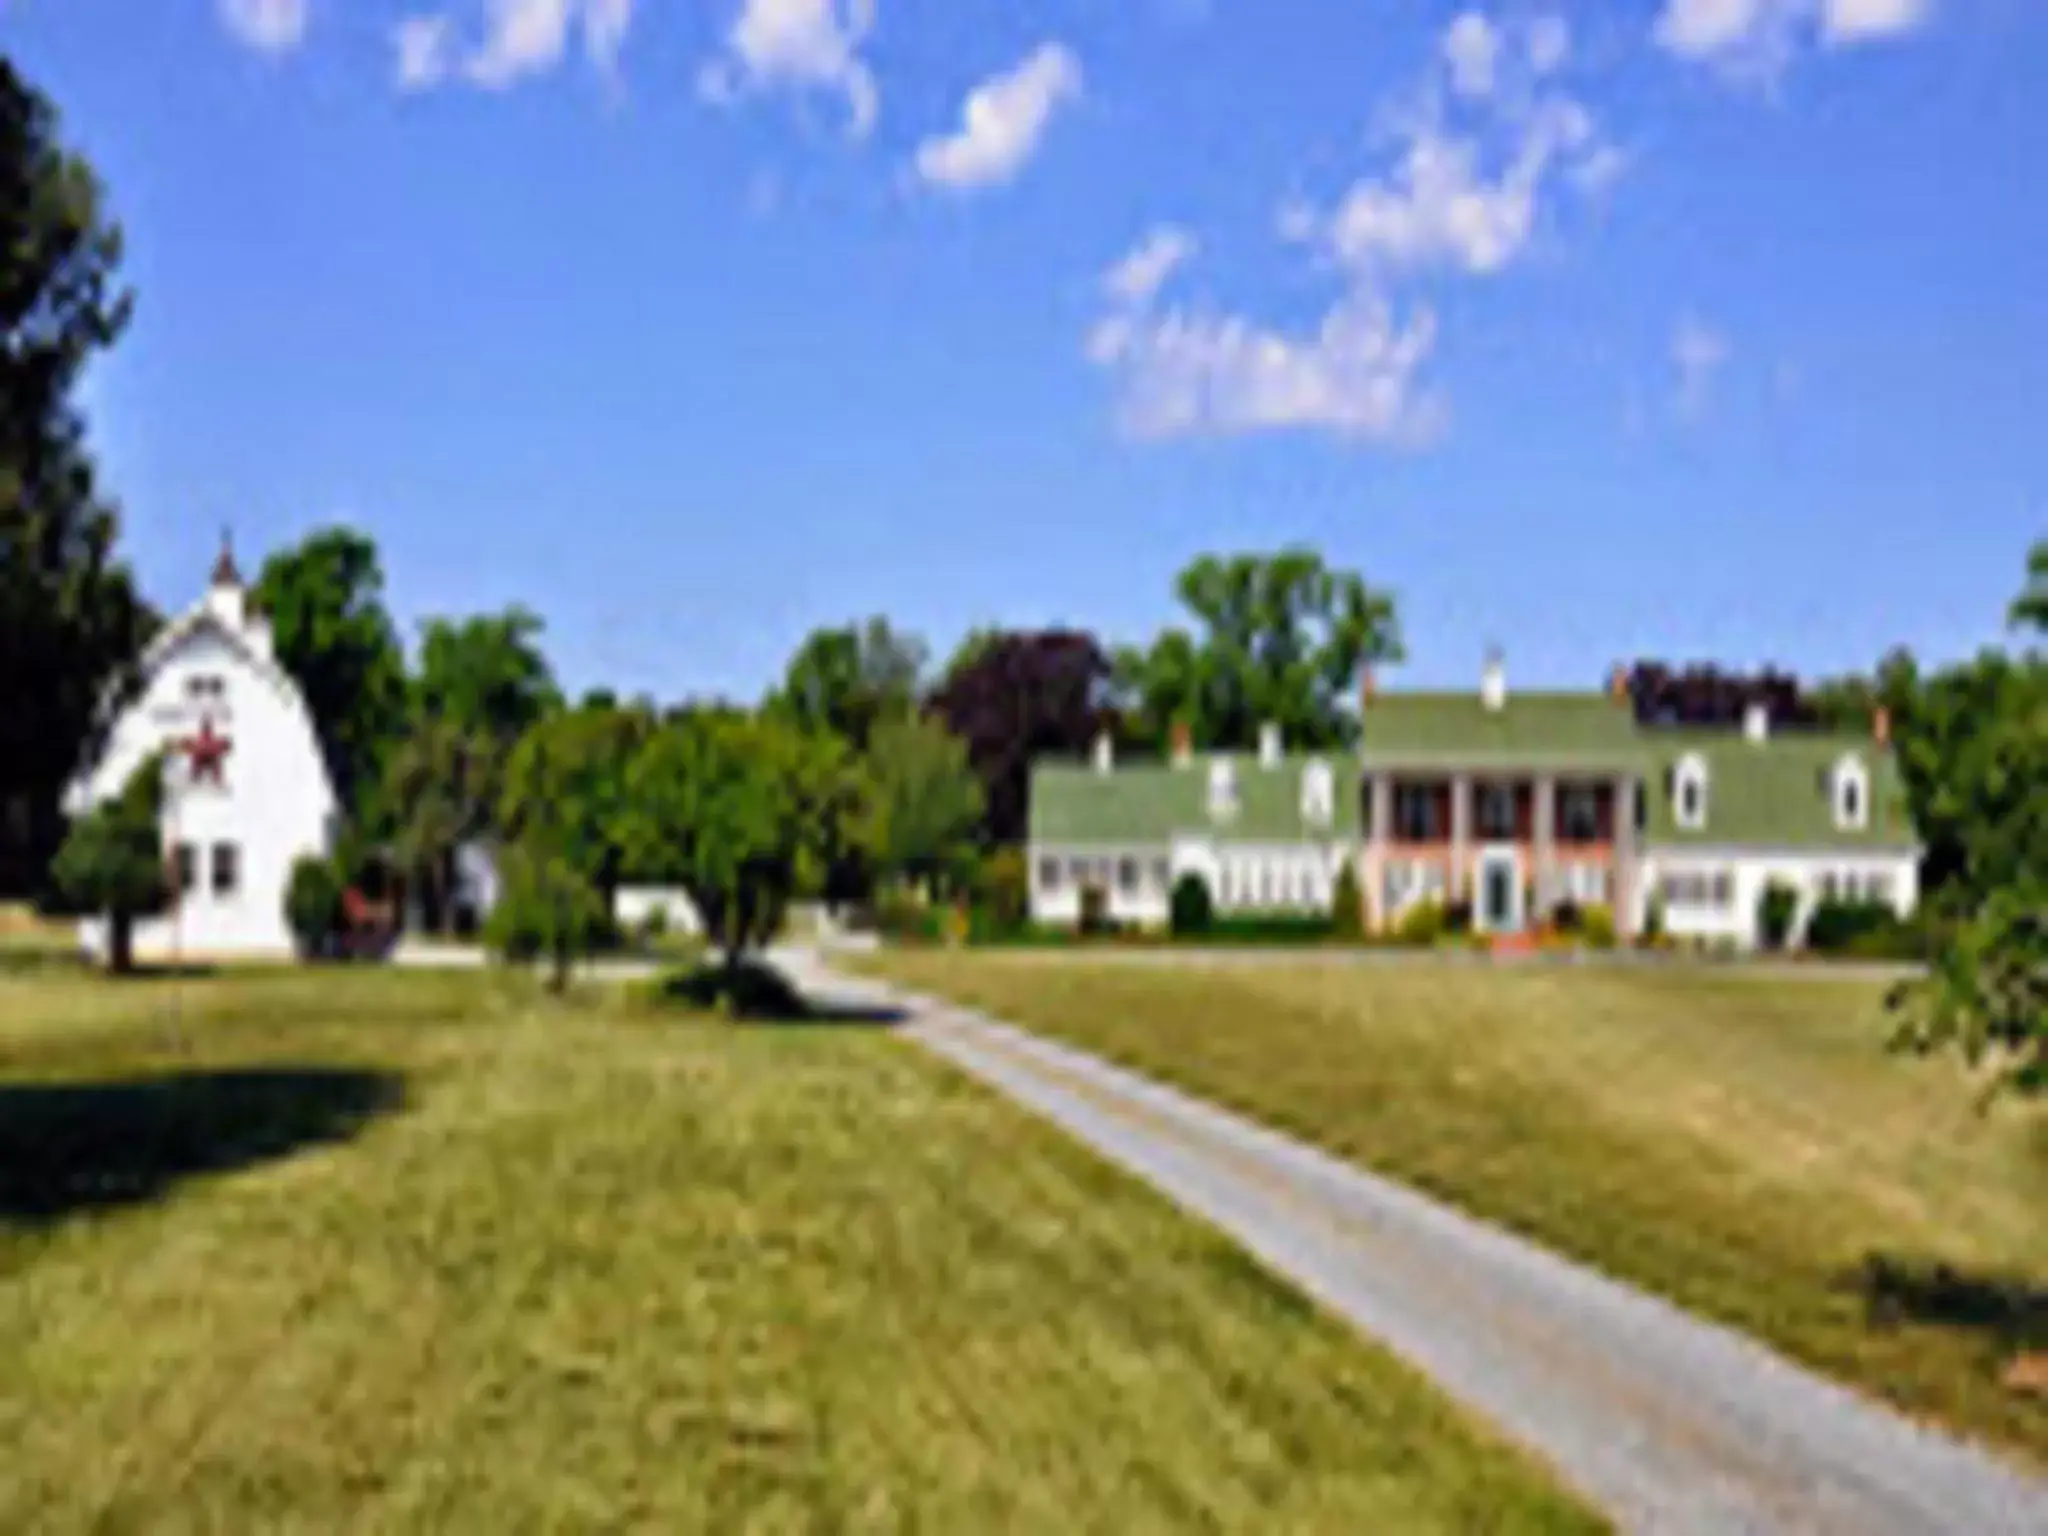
[1609,664,1629,705]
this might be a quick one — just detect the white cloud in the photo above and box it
[466,0,634,89]
[1443,13,1502,99]
[394,15,455,92]
[1087,10,1608,447]
[1087,296,1444,445]
[1654,0,1933,74]
[702,0,880,139]
[914,44,1082,193]
[1821,0,1931,45]
[1672,314,1731,417]
[1103,226,1199,307]
[217,0,309,55]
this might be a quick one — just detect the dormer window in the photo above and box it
[1674,753,1709,831]
[1832,754,1870,831]
[1207,759,1238,823]
[1300,760,1334,828]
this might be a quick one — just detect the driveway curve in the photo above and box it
[776,950,2047,1535]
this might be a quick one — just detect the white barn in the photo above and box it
[66,542,338,962]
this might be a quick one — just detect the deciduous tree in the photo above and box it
[767,617,926,752]
[252,527,408,823]
[927,628,1116,847]
[619,711,867,972]
[1118,548,1402,752]
[46,754,166,974]
[864,713,983,896]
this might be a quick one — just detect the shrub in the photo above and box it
[1078,883,1112,937]
[1805,896,1908,956]
[1642,895,1666,947]
[1579,902,1618,950]
[1205,913,1336,945]
[975,848,1030,936]
[1169,871,1215,937]
[1330,861,1364,941]
[874,887,941,945]
[1394,900,1446,948]
[284,855,345,961]
[1551,899,1584,935]
[638,903,671,942]
[485,844,607,991]
[1757,880,1800,952]
[1443,898,1474,935]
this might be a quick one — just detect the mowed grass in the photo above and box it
[0,967,1597,1533]
[855,951,2048,1465]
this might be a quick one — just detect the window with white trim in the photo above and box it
[1301,760,1334,828]
[1673,755,1709,831]
[1833,755,1869,832]
[1038,857,1062,891]
[1208,760,1238,822]
[1559,785,1601,843]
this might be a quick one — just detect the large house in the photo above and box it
[66,543,339,962]
[1028,655,1918,947]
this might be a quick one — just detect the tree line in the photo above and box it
[3,48,2042,1088]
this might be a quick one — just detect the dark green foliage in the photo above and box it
[1756,881,1799,952]
[1805,898,1912,957]
[873,887,941,945]
[1550,900,1583,935]
[973,847,1030,936]
[251,528,409,823]
[1444,899,1474,936]
[1394,901,1446,948]
[1169,871,1214,937]
[615,709,867,967]
[498,702,652,903]
[1114,548,1403,753]
[1330,861,1364,939]
[0,58,154,896]
[46,755,166,974]
[414,607,560,745]
[284,855,345,961]
[865,713,983,897]
[484,842,607,992]
[1888,891,2048,1102]
[1201,914,1336,945]
[767,617,926,753]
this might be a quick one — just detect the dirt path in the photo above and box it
[777,951,2046,1535]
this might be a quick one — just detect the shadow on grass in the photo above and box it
[647,959,905,1026]
[1855,1254,2048,1354]
[0,1067,405,1226]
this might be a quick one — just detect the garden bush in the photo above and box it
[975,848,1031,936]
[1204,913,1336,945]
[1579,902,1618,950]
[1329,861,1364,939]
[1757,880,1800,952]
[1805,896,1906,955]
[1550,899,1583,935]
[1394,900,1447,948]
[284,855,345,961]
[1443,898,1474,936]
[1169,872,1214,937]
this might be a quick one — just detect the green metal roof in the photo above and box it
[1642,731,1916,850]
[1029,694,1917,853]
[1358,691,1645,768]
[1031,755,1360,844]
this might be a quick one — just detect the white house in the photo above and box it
[66,541,338,962]
[1028,659,1920,949]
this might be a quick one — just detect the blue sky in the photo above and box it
[8,0,2043,700]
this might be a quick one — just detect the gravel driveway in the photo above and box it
[777,951,2047,1535]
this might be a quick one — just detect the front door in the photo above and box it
[1479,851,1520,933]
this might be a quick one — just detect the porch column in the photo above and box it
[1613,774,1638,939]
[1533,773,1556,918]
[1450,772,1471,904]
[1366,772,1393,928]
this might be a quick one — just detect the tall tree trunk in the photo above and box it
[108,911,132,976]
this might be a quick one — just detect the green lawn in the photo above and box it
[0,966,1595,1533]
[855,951,2048,1466]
